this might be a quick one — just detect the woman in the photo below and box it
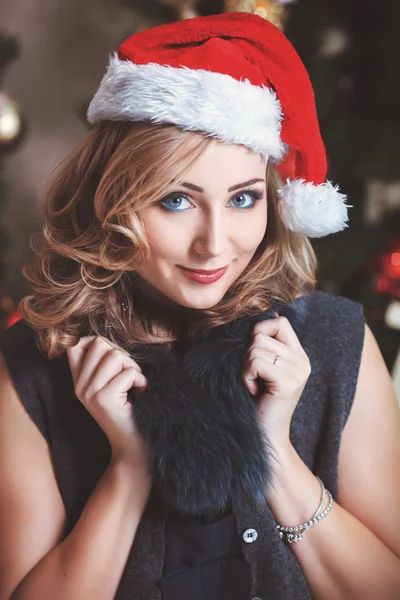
[0,11,399,600]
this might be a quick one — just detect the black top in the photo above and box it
[152,323,253,599]
[159,506,252,600]
[0,292,366,600]
[0,318,252,599]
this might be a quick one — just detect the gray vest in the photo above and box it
[0,290,365,599]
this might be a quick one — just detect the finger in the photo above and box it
[87,350,144,398]
[76,337,116,393]
[251,331,293,363]
[67,335,136,358]
[245,347,287,375]
[243,348,289,395]
[253,317,304,354]
[247,345,289,368]
[66,336,97,386]
[101,367,148,401]
[242,350,267,395]
[243,354,266,396]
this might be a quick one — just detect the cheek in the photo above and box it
[144,212,187,258]
[236,209,267,253]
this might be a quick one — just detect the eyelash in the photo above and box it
[157,189,265,212]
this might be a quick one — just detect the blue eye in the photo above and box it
[228,190,264,209]
[158,189,264,212]
[159,194,193,212]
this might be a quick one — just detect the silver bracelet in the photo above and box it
[313,476,326,519]
[276,477,334,544]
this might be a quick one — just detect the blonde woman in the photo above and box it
[0,12,399,600]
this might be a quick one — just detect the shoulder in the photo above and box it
[304,289,364,320]
[0,320,72,442]
[298,290,365,350]
[0,319,58,390]
[0,319,45,362]
[0,347,67,599]
[273,290,365,360]
[0,318,38,342]
[342,323,396,435]
[296,292,366,423]
[337,323,400,558]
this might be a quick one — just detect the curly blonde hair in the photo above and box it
[20,121,317,359]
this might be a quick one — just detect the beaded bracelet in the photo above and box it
[276,477,334,544]
[313,477,326,519]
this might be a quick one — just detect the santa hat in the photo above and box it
[87,12,350,238]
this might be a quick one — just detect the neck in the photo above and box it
[132,276,204,337]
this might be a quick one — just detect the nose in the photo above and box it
[193,212,228,258]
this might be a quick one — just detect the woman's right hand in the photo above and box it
[66,336,150,468]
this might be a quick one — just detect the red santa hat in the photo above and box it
[87,12,350,238]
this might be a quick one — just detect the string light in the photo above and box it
[223,0,293,30]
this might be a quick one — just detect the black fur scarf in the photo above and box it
[129,296,310,516]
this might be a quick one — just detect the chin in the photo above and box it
[182,299,221,310]
[173,289,226,310]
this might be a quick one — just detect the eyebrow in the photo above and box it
[179,178,266,193]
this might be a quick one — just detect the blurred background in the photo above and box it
[0,0,399,399]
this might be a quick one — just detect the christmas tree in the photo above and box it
[0,33,23,329]
[285,0,400,368]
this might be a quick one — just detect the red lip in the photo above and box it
[178,265,229,284]
[179,266,229,274]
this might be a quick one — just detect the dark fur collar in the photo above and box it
[130,295,310,516]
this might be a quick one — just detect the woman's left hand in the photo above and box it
[242,316,311,448]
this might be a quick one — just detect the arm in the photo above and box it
[0,353,152,600]
[266,325,400,600]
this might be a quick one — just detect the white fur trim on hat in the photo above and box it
[278,179,351,238]
[87,54,286,161]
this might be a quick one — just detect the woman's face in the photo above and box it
[136,141,268,310]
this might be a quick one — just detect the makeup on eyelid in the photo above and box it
[158,188,265,212]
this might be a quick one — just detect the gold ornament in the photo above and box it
[0,295,14,313]
[0,91,22,148]
[158,0,199,20]
[223,0,289,30]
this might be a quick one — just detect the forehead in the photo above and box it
[179,141,267,190]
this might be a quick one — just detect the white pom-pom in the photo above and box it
[278,178,351,238]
